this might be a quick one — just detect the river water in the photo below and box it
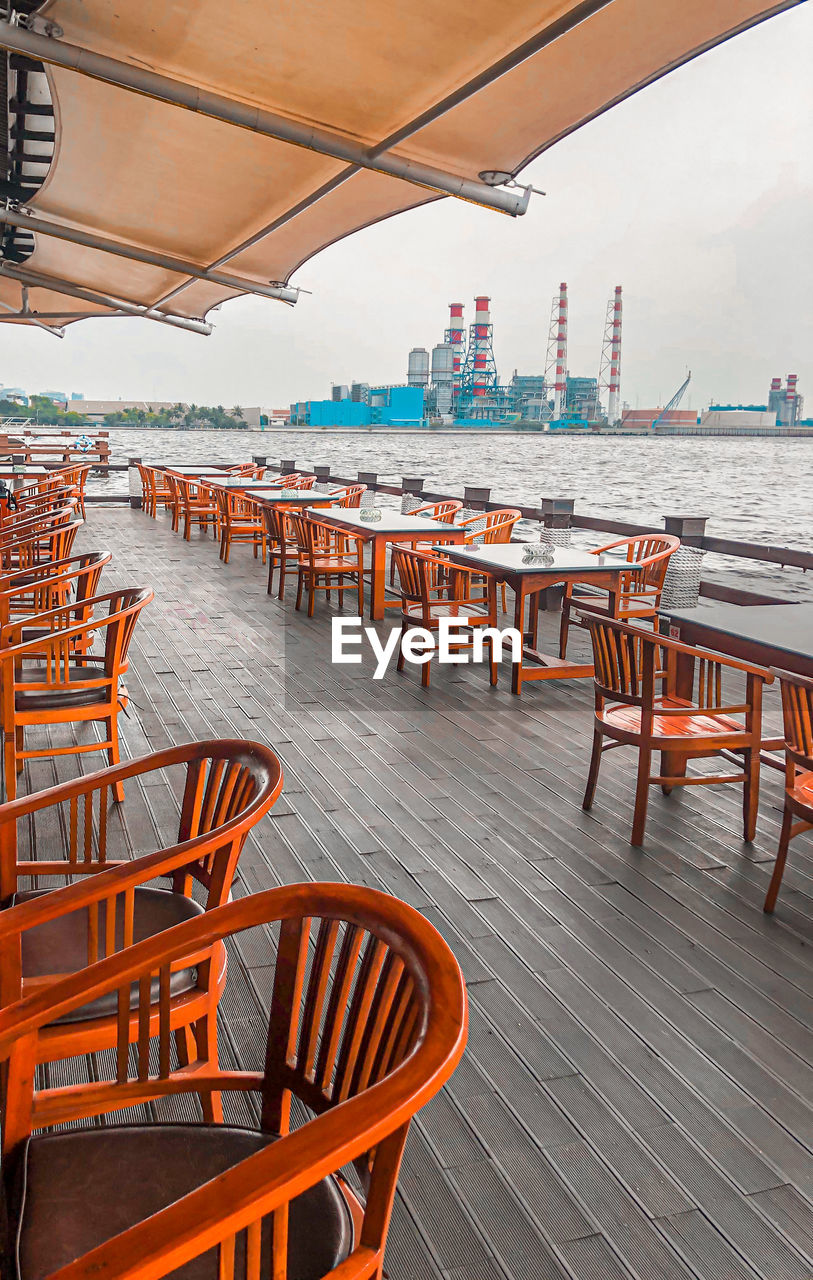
[90,427,812,599]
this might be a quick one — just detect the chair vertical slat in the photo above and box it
[299,917,340,1078]
[314,923,364,1095]
[245,1221,262,1280]
[335,936,387,1103]
[116,987,129,1083]
[217,1234,236,1280]
[158,964,171,1078]
[137,973,152,1082]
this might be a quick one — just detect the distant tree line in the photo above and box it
[0,394,88,425]
[102,404,247,430]
[0,397,248,431]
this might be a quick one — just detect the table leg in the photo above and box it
[512,583,525,695]
[369,535,387,621]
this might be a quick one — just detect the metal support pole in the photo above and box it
[0,21,530,216]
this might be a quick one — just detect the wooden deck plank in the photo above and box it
[15,508,813,1280]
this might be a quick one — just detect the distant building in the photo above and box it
[620,408,699,429]
[290,385,424,428]
[701,408,777,429]
[70,392,84,401]
[37,390,68,407]
[71,399,177,422]
[565,376,599,421]
[0,387,29,406]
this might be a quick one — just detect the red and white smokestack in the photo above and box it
[786,374,798,424]
[447,302,465,395]
[553,282,568,419]
[473,295,491,397]
[607,285,622,423]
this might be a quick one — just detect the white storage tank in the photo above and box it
[407,348,430,388]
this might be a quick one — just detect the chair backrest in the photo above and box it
[460,508,521,544]
[0,550,111,630]
[336,483,366,508]
[98,586,153,677]
[583,614,654,709]
[0,738,283,899]
[773,668,813,777]
[0,884,467,1276]
[413,499,462,524]
[596,534,680,593]
[292,474,316,489]
[285,510,332,558]
[392,547,449,619]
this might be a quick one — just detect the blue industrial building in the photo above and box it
[291,385,424,427]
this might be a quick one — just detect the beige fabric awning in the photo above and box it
[0,0,801,334]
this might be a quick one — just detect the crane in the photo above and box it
[651,371,691,429]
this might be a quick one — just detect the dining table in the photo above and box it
[314,507,468,620]
[661,600,811,767]
[440,542,642,694]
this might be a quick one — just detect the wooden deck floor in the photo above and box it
[22,506,813,1280]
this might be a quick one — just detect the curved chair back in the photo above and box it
[335,483,366,508]
[412,499,462,523]
[459,508,521,544]
[775,667,813,776]
[0,738,283,901]
[0,550,112,632]
[0,883,466,1279]
[595,534,680,593]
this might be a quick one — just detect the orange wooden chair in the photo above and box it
[333,483,367,508]
[291,473,316,489]
[59,462,92,517]
[0,586,153,801]
[170,474,220,541]
[459,507,521,545]
[559,534,680,659]
[581,614,772,846]
[0,741,283,1126]
[764,669,813,912]
[0,882,466,1280]
[0,509,82,573]
[388,499,463,585]
[215,488,267,564]
[457,507,521,611]
[392,547,499,688]
[260,503,300,599]
[287,511,365,617]
[0,550,111,638]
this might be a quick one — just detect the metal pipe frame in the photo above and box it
[0,20,529,216]
[0,207,299,303]
[0,261,212,334]
[0,294,64,336]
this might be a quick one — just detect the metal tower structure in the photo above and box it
[444,303,466,398]
[460,296,499,402]
[543,283,568,420]
[598,285,622,423]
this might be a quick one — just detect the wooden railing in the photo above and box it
[118,454,811,607]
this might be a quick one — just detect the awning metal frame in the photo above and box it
[0,260,213,333]
[0,19,532,216]
[0,206,300,303]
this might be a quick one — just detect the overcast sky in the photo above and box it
[2,3,811,413]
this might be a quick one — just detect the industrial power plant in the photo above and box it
[289,286,807,434]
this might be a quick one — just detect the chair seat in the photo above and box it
[15,887,203,1023]
[602,698,744,740]
[789,768,813,807]
[403,602,491,626]
[14,662,111,711]
[5,1122,353,1280]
